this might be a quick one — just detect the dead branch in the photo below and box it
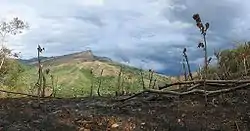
[235,121,241,131]
[206,83,231,87]
[117,83,250,102]
[115,91,147,102]
[0,89,38,97]
[187,83,234,91]
[159,79,250,90]
[187,84,201,91]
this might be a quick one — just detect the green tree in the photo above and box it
[0,17,29,88]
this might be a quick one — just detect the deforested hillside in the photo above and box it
[18,50,170,97]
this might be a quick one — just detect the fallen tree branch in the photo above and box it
[0,89,63,99]
[115,91,147,102]
[235,121,241,131]
[159,79,250,90]
[187,84,201,91]
[206,83,250,96]
[0,89,38,97]
[206,83,232,87]
[117,83,250,102]
[187,83,234,91]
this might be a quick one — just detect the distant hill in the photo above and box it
[19,56,49,65]
[19,50,170,97]
[19,50,112,65]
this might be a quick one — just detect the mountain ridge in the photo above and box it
[19,50,113,65]
[17,50,170,97]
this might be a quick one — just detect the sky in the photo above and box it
[0,0,250,75]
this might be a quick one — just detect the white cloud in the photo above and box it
[0,0,249,75]
[77,0,104,6]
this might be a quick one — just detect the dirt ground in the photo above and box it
[0,89,250,131]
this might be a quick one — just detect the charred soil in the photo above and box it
[0,89,250,131]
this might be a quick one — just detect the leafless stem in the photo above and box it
[203,33,208,105]
[152,79,157,89]
[37,45,42,103]
[182,58,188,81]
[148,70,154,89]
[97,69,103,97]
[0,57,5,70]
[50,75,55,97]
[116,66,123,95]
[90,68,94,97]
[140,69,145,90]
[183,49,193,80]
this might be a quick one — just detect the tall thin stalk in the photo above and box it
[116,65,123,96]
[203,34,208,105]
[97,69,103,97]
[37,46,42,102]
[54,76,58,97]
[41,72,46,97]
[193,13,210,130]
[90,68,94,97]
[148,69,154,88]
[37,45,45,102]
[152,79,157,89]
[140,69,145,90]
[183,48,193,80]
[50,74,54,97]
[192,13,210,105]
[182,58,187,81]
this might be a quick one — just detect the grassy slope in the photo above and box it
[20,54,170,97]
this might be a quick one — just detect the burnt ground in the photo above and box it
[0,89,250,131]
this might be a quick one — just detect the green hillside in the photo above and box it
[17,51,170,98]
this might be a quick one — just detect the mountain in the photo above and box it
[19,50,112,65]
[19,56,49,65]
[19,50,170,97]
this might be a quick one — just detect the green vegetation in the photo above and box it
[16,58,169,98]
[3,16,250,99]
[203,42,250,80]
[0,17,29,97]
